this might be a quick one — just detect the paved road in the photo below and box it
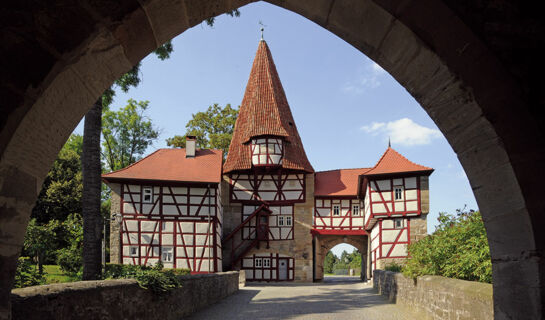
[187,276,422,320]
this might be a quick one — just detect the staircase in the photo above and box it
[222,203,272,270]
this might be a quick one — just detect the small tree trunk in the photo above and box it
[37,252,43,275]
[82,98,103,280]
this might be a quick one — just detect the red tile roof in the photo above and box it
[102,148,223,184]
[364,147,434,176]
[223,40,314,173]
[315,168,371,196]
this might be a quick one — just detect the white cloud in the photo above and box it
[341,61,386,94]
[361,118,442,146]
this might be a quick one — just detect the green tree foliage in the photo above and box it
[102,99,159,172]
[403,209,492,283]
[56,213,84,276]
[165,103,239,155]
[205,9,240,27]
[13,257,44,288]
[323,251,338,274]
[32,135,83,223]
[23,219,62,274]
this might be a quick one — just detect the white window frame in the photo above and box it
[161,247,173,262]
[255,258,263,267]
[285,216,293,226]
[332,205,340,216]
[130,246,138,257]
[394,218,404,229]
[278,216,284,226]
[142,186,153,203]
[352,204,360,216]
[394,186,404,201]
[263,258,271,267]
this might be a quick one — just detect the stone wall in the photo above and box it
[373,270,493,320]
[11,271,240,320]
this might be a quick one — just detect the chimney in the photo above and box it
[186,136,196,158]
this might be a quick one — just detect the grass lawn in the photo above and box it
[41,265,77,284]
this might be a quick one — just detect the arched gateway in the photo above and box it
[0,1,543,319]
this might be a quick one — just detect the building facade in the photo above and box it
[104,39,433,281]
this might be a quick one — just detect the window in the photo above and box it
[394,218,404,229]
[142,186,153,203]
[130,246,138,257]
[394,186,404,201]
[161,247,173,262]
[333,205,340,216]
[285,216,292,226]
[255,258,263,267]
[352,205,360,216]
[263,258,271,267]
[278,216,285,226]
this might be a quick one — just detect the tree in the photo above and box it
[102,99,159,172]
[165,103,239,155]
[57,213,84,276]
[402,209,491,283]
[23,219,61,274]
[323,250,338,274]
[32,135,83,223]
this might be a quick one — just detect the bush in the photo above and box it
[384,262,403,273]
[56,247,82,276]
[403,209,491,283]
[14,257,44,288]
[104,263,190,295]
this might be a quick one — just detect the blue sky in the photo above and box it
[74,2,478,257]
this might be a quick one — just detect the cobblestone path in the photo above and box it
[187,276,423,320]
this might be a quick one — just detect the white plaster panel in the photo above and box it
[255,270,262,279]
[125,220,138,231]
[259,180,276,191]
[161,234,173,245]
[407,201,418,211]
[128,185,140,193]
[162,195,174,203]
[171,187,187,194]
[382,192,392,201]
[190,196,203,204]
[371,193,382,202]
[372,203,386,213]
[196,235,208,245]
[394,202,404,212]
[316,199,323,207]
[146,258,159,266]
[123,258,134,265]
[383,229,400,242]
[196,223,209,234]
[315,219,324,226]
[341,200,350,207]
[378,180,391,190]
[183,235,194,246]
[399,229,408,242]
[382,244,392,256]
[141,234,159,244]
[151,205,160,215]
[142,204,153,213]
[243,259,253,268]
[406,189,417,200]
[176,247,185,257]
[244,205,258,214]
[259,192,275,201]
[234,180,252,190]
[324,199,331,207]
[341,208,348,216]
[175,196,187,204]
[284,191,301,200]
[177,259,190,269]
[341,219,349,227]
[123,194,133,202]
[391,244,407,257]
[162,222,173,232]
[264,270,271,279]
[382,220,394,229]
[189,206,199,215]
[141,221,157,232]
[393,178,403,186]
[386,203,393,212]
[353,218,364,226]
[191,188,207,195]
[234,191,252,200]
[405,177,417,189]
[163,205,178,215]
[281,206,293,214]
[245,270,253,279]
[200,260,210,272]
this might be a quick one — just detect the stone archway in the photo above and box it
[1,1,543,319]
[314,235,367,282]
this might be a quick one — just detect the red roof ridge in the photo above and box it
[365,147,433,176]
[102,149,162,177]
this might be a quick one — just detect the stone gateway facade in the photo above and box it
[104,39,433,282]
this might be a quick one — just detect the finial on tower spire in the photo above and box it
[261,27,264,40]
[388,137,391,148]
[259,21,266,41]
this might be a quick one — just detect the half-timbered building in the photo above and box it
[106,38,433,282]
[103,142,224,273]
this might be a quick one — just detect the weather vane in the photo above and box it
[259,21,267,40]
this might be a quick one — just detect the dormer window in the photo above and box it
[251,137,283,166]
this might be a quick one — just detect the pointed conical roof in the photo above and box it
[364,147,434,176]
[224,40,314,173]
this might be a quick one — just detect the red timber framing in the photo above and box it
[250,136,284,166]
[314,197,364,231]
[242,205,294,240]
[241,253,294,282]
[118,181,222,273]
[370,218,411,271]
[228,170,306,204]
[364,176,421,230]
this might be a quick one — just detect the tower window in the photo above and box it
[352,205,360,216]
[143,186,153,203]
[394,186,404,201]
[333,205,340,216]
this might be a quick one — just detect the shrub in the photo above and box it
[14,257,44,288]
[104,263,190,295]
[403,209,492,283]
[384,262,403,273]
[56,247,82,276]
